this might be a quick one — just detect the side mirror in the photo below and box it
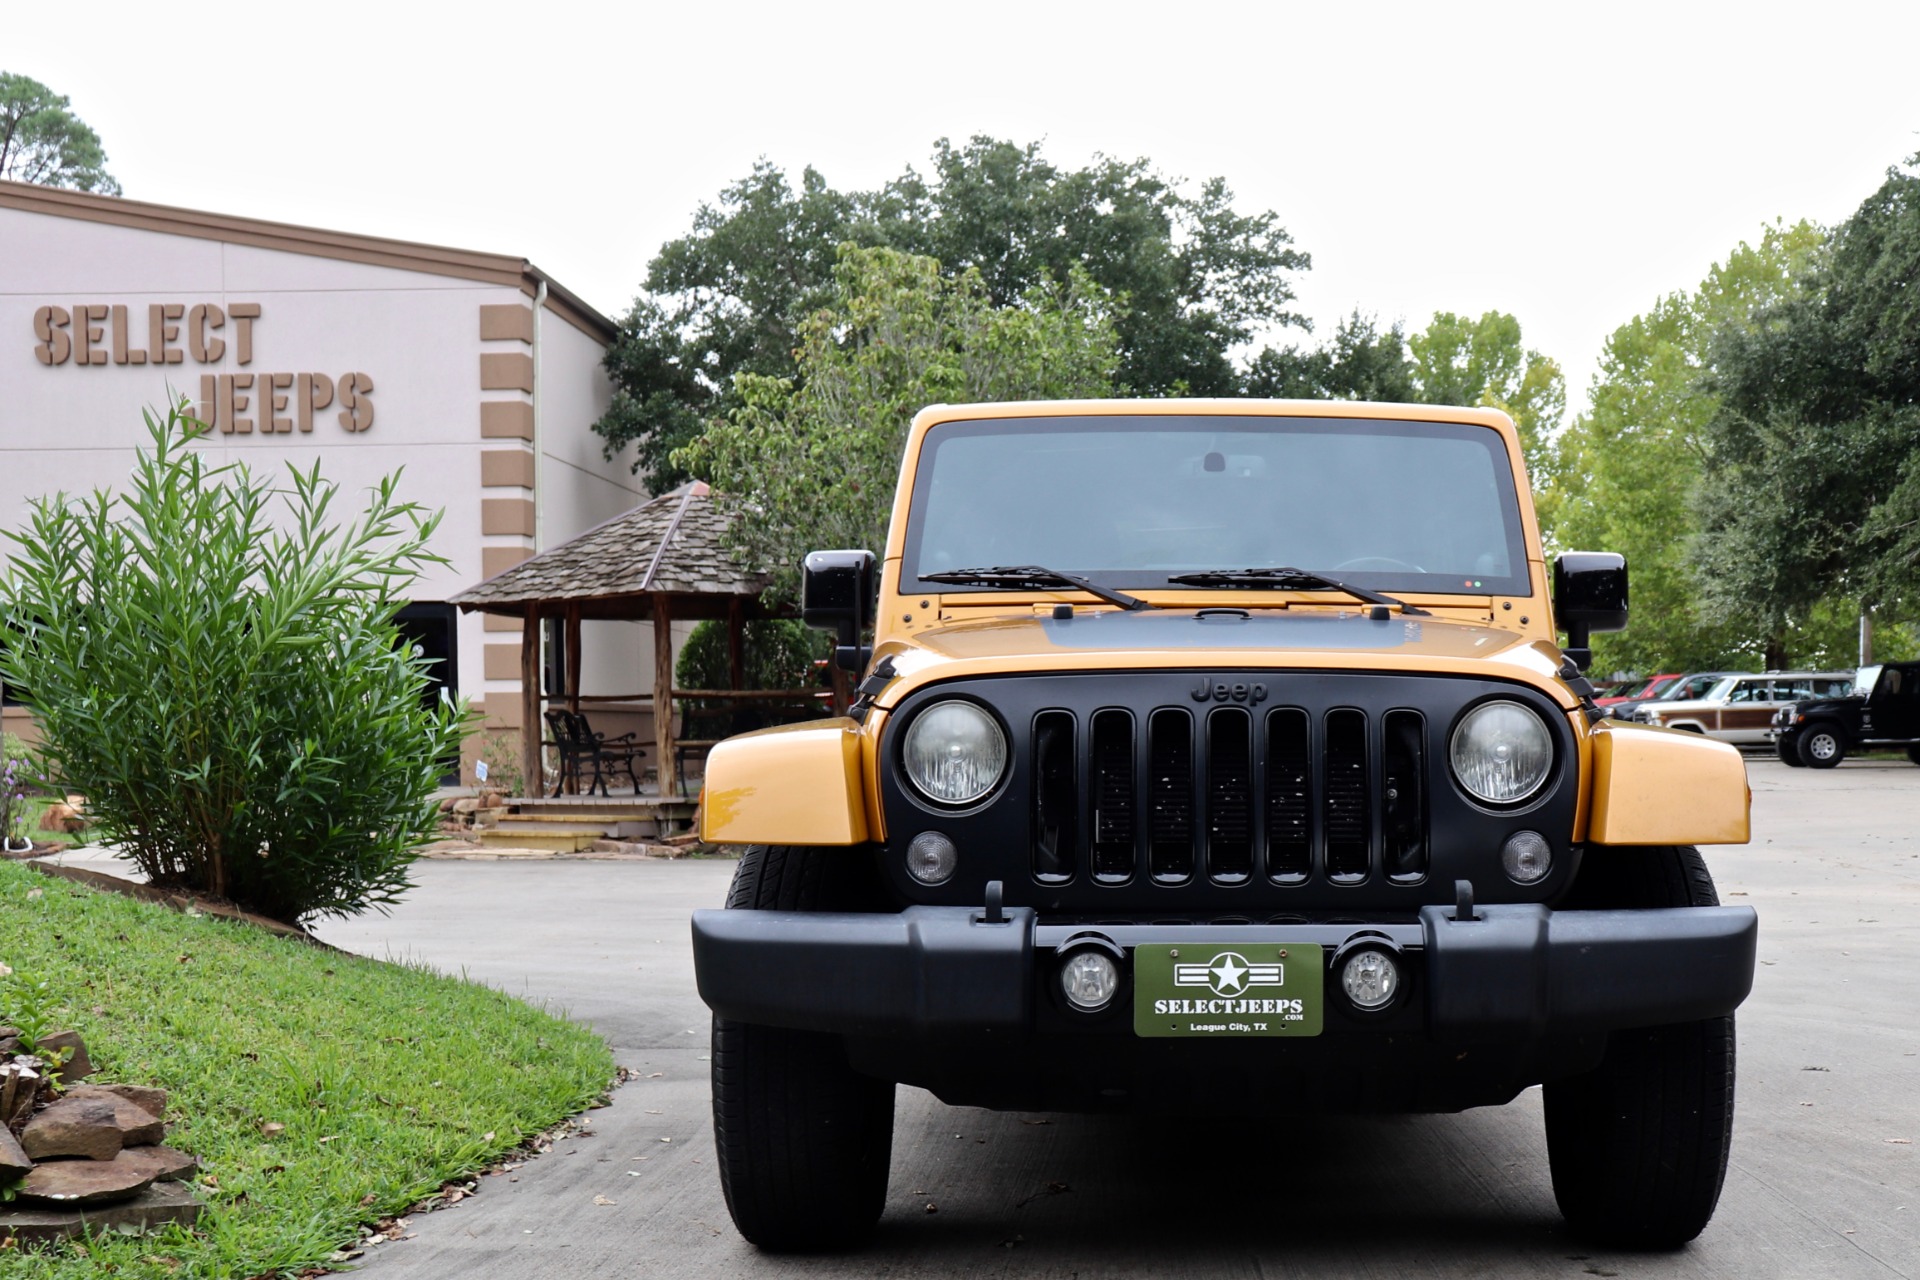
[802,549,877,672]
[1553,552,1628,672]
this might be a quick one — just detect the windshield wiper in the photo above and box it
[922,565,1156,612]
[1164,567,1429,616]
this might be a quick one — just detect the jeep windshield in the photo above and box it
[903,415,1532,598]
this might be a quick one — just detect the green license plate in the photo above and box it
[1132,943,1323,1038]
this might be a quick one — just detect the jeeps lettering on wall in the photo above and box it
[28,302,375,435]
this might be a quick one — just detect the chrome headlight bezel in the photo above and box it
[1448,698,1555,807]
[898,698,1010,807]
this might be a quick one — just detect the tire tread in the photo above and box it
[1545,845,1735,1248]
[712,845,893,1251]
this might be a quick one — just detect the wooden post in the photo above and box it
[653,595,676,796]
[565,604,583,713]
[727,595,745,692]
[520,609,542,798]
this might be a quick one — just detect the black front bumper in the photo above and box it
[691,902,1757,1041]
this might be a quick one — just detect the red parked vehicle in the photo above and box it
[1593,672,1682,707]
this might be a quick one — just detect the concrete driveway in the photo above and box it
[316,759,1920,1279]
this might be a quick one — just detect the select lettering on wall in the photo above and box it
[31,303,375,434]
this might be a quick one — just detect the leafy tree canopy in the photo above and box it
[0,71,120,194]
[675,244,1120,602]
[1243,310,1419,403]
[1551,220,1826,673]
[1695,157,1920,657]
[1245,307,1564,498]
[599,137,1307,492]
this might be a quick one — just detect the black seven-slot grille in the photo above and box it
[880,672,1580,914]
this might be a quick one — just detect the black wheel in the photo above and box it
[1774,736,1806,766]
[711,844,894,1250]
[1906,744,1920,767]
[1545,845,1735,1249]
[1797,723,1846,768]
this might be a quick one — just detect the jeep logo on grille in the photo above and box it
[1190,677,1268,704]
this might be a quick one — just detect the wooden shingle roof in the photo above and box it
[450,482,769,619]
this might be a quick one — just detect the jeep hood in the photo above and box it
[868,609,1577,710]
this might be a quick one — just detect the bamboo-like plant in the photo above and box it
[0,401,467,923]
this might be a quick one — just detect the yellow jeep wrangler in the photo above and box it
[692,399,1754,1251]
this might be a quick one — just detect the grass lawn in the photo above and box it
[0,859,615,1277]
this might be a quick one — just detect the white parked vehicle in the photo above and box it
[1636,671,1854,744]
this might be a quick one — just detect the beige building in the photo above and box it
[0,179,657,781]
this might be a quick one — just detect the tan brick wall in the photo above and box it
[483,643,522,682]
[481,448,535,489]
[480,352,534,392]
[482,497,536,537]
[481,400,534,440]
[481,545,532,578]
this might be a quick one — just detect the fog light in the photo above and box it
[906,831,958,886]
[1501,830,1552,884]
[1060,950,1120,1012]
[1340,949,1399,1011]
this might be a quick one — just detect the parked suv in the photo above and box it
[1635,671,1854,743]
[1607,670,1739,721]
[1772,661,1920,767]
[692,400,1754,1252]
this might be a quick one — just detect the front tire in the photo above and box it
[1798,724,1846,768]
[1774,736,1806,766]
[1544,845,1735,1248]
[711,844,894,1250]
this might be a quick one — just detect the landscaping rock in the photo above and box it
[16,1153,158,1205]
[0,1178,202,1244]
[35,1029,94,1083]
[114,1144,198,1182]
[68,1082,168,1119]
[0,1059,43,1127]
[0,1124,31,1177]
[20,1093,164,1160]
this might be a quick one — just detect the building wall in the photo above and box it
[0,199,642,782]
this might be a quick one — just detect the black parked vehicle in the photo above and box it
[1772,661,1920,768]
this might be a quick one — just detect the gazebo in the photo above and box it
[449,481,793,800]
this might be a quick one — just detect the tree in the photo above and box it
[675,245,1120,601]
[1695,158,1920,664]
[597,138,1307,492]
[1552,220,1834,673]
[0,72,120,194]
[1408,311,1565,492]
[1243,311,1419,403]
[0,402,464,923]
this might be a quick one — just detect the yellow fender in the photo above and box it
[1586,720,1750,846]
[699,718,869,846]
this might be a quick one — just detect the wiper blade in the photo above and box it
[1164,567,1429,616]
[922,565,1156,612]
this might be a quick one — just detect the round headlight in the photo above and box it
[1450,700,1553,805]
[901,700,1008,805]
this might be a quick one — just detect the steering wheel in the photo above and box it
[1332,556,1425,574]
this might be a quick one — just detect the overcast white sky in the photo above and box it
[12,0,1920,410]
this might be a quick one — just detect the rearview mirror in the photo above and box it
[1553,552,1628,673]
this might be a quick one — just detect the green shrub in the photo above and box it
[675,617,827,735]
[0,401,465,923]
